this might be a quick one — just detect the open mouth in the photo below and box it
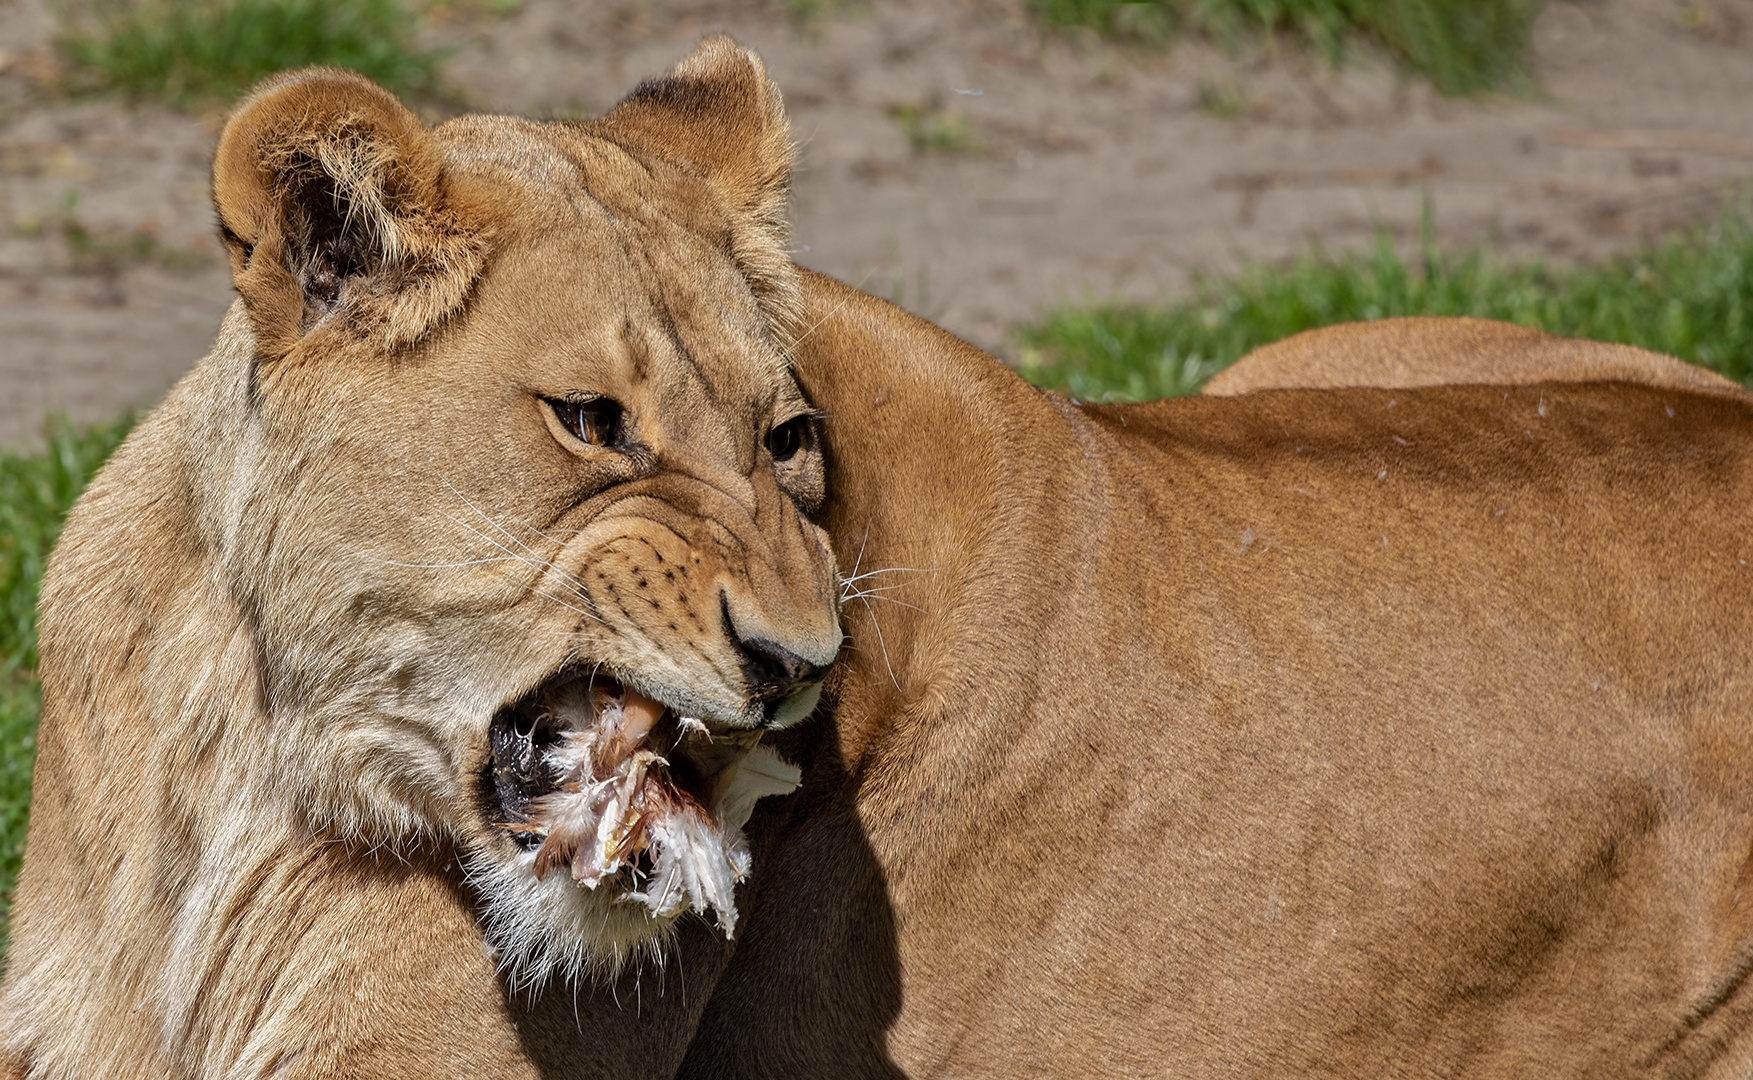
[487,671,800,931]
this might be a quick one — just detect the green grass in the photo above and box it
[1017,210,1753,401]
[1026,0,1545,96]
[1196,76,1251,118]
[0,416,134,952]
[58,0,442,108]
[889,102,978,154]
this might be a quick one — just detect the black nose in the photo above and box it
[738,635,829,713]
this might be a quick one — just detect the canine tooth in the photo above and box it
[615,687,665,746]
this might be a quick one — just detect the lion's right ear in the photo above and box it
[594,38,799,343]
[212,68,488,361]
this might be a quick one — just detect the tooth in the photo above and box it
[618,688,664,746]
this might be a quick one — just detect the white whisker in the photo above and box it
[847,525,871,582]
[842,581,920,596]
[842,591,925,614]
[438,483,608,626]
[857,592,901,691]
[365,555,530,570]
[837,562,935,612]
[839,564,936,585]
[783,267,877,357]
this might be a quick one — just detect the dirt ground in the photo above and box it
[2,0,1752,448]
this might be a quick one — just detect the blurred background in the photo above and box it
[1,0,1751,937]
[5,0,1753,441]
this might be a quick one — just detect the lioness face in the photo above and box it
[204,46,838,979]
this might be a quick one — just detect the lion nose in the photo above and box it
[737,635,830,725]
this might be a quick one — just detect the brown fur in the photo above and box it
[10,38,1753,1079]
[675,273,1753,1078]
[0,39,837,1076]
[1205,316,1750,398]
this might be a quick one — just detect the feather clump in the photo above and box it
[521,681,799,935]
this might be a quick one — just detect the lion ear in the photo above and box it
[595,37,799,339]
[212,67,488,359]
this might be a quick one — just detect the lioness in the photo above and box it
[3,40,839,1076]
[671,274,1753,1077]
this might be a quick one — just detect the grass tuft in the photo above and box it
[0,415,133,951]
[1016,208,1753,401]
[888,101,978,154]
[1026,0,1546,96]
[58,0,443,108]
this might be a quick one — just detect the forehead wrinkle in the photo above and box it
[632,212,790,393]
[590,211,695,394]
[618,308,692,388]
[619,265,768,480]
[598,205,745,420]
[560,132,786,458]
[556,140,636,236]
[637,220,783,418]
[634,284,741,436]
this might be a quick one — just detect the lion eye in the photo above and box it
[553,398,622,448]
[766,416,809,462]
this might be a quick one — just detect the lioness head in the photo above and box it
[204,39,839,981]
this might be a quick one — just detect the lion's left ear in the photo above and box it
[594,37,799,339]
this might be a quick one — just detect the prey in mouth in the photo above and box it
[487,671,801,940]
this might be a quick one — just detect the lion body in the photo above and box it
[1206,315,1750,397]
[680,274,1753,1078]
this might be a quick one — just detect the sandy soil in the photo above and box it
[2,0,1751,448]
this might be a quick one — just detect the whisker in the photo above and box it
[842,591,925,614]
[460,523,605,626]
[856,592,901,692]
[364,555,531,570]
[839,564,937,585]
[530,588,603,623]
[444,488,548,561]
[439,484,608,626]
[841,581,919,597]
[838,564,935,613]
[843,524,871,585]
[783,268,877,356]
